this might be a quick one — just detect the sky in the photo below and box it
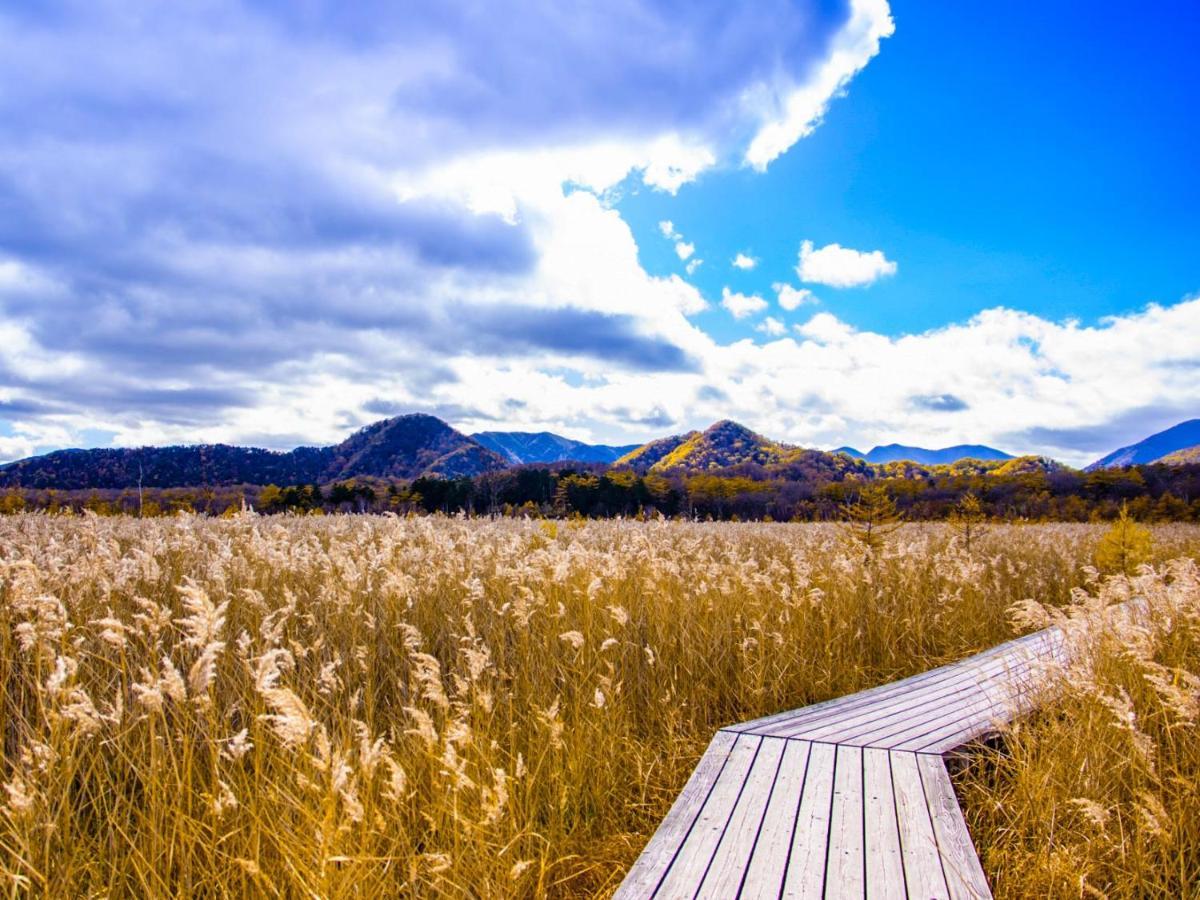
[0,0,1198,467]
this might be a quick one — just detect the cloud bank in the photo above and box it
[0,1,1194,470]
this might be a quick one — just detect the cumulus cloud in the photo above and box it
[659,220,696,262]
[732,252,757,270]
[721,288,769,320]
[6,1,1188,470]
[757,317,787,337]
[797,240,897,287]
[745,0,895,169]
[775,283,819,310]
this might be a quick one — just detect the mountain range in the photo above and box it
[1085,419,1200,470]
[0,412,1196,491]
[0,414,508,490]
[834,444,1013,465]
[471,431,639,465]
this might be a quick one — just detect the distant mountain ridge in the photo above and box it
[471,431,640,465]
[9,410,1196,492]
[0,414,508,489]
[836,444,1014,465]
[616,420,866,482]
[1086,419,1200,470]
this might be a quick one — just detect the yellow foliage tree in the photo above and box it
[1094,503,1152,575]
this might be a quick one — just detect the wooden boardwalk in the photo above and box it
[615,626,1071,899]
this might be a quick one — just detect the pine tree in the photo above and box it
[1094,502,1152,575]
[949,491,986,553]
[842,483,902,557]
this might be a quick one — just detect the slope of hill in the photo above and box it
[613,431,700,472]
[616,420,820,474]
[653,420,806,471]
[1155,444,1200,466]
[472,431,640,465]
[839,443,1013,464]
[0,414,508,489]
[1087,419,1200,470]
[873,455,1066,480]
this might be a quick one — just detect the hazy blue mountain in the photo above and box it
[1086,419,1200,470]
[472,431,640,465]
[837,444,1014,465]
[0,414,508,489]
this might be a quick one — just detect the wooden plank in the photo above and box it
[917,754,992,900]
[824,744,866,899]
[653,733,761,899]
[862,748,905,900]
[791,677,988,745]
[845,642,1061,749]
[742,628,1062,738]
[889,751,949,900]
[697,736,788,898]
[733,664,962,735]
[620,620,1080,899]
[851,662,1031,750]
[764,643,1050,743]
[887,653,1052,752]
[737,740,813,900]
[614,731,738,899]
[780,741,837,899]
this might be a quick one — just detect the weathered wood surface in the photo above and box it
[614,624,1071,899]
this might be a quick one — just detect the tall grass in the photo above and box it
[0,513,1196,896]
[955,559,1200,897]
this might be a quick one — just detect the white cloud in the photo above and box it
[16,2,1189,469]
[745,0,896,169]
[721,288,769,319]
[686,258,703,275]
[757,316,787,337]
[675,241,696,261]
[797,240,897,288]
[732,252,757,270]
[775,283,818,310]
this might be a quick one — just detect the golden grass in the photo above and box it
[0,513,1197,897]
[955,559,1200,897]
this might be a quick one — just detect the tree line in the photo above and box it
[3,460,1200,522]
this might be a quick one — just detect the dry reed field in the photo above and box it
[1,513,1197,897]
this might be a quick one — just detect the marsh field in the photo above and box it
[1,514,1198,897]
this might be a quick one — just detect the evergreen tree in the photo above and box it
[842,483,903,557]
[949,491,986,553]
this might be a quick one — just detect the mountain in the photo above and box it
[0,414,508,489]
[471,431,640,465]
[1154,444,1200,466]
[617,420,873,482]
[837,444,1014,465]
[1086,419,1200,470]
[613,431,700,471]
[618,420,802,473]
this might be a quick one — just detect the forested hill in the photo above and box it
[0,414,508,489]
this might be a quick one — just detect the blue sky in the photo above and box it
[623,1,1200,341]
[0,0,1197,466]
